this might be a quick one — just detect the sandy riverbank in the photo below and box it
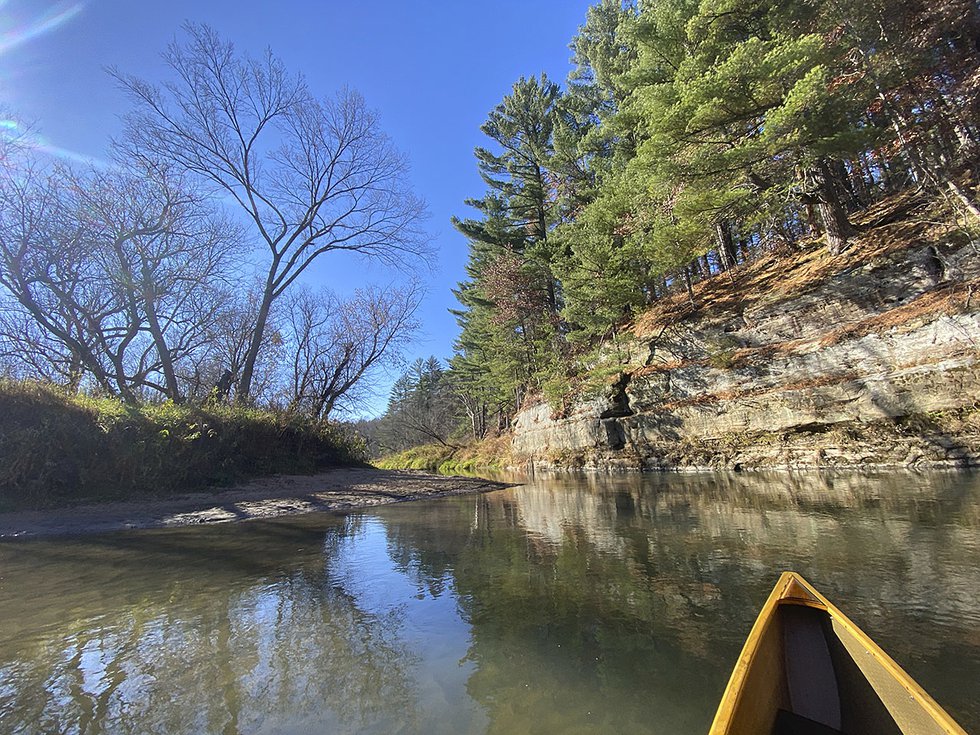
[0,467,512,538]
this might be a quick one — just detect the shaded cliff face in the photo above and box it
[513,213,980,470]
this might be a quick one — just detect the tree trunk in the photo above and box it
[235,270,279,401]
[141,277,182,403]
[853,153,875,204]
[467,400,488,440]
[713,248,726,273]
[810,159,855,256]
[829,160,857,211]
[464,403,478,441]
[237,281,275,401]
[111,359,138,404]
[715,221,737,270]
[66,352,84,393]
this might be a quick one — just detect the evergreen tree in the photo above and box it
[552,0,640,218]
[474,74,563,290]
[377,357,461,451]
[450,76,569,422]
[442,0,977,437]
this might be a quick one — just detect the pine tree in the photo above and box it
[440,0,976,435]
[450,76,569,421]
[622,0,879,254]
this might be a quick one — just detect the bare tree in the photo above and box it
[114,24,431,401]
[0,150,240,401]
[74,162,242,401]
[449,373,488,441]
[283,283,422,419]
[0,298,80,385]
[0,156,124,395]
[182,285,286,403]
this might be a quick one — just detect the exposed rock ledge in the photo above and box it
[513,224,980,471]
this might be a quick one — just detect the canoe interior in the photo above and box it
[712,574,965,735]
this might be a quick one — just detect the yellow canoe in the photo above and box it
[709,572,967,735]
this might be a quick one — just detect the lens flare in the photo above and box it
[0,118,103,165]
[0,2,85,55]
[0,4,97,164]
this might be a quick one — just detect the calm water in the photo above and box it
[1,471,978,734]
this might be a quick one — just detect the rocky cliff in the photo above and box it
[512,198,980,471]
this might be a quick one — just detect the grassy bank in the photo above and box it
[373,435,512,475]
[0,380,366,512]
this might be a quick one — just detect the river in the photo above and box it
[0,470,977,734]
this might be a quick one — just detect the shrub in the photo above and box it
[373,444,456,472]
[0,380,366,511]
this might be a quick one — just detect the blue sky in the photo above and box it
[0,0,594,416]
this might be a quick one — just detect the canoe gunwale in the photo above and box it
[707,572,967,735]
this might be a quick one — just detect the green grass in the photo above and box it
[374,444,457,472]
[373,435,512,475]
[0,380,366,511]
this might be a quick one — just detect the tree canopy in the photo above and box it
[441,0,980,436]
[0,27,428,418]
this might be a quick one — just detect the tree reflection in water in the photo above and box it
[1,470,977,734]
[0,517,422,734]
[379,470,980,734]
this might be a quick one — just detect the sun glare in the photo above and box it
[0,1,84,56]
[0,0,102,168]
[0,117,102,165]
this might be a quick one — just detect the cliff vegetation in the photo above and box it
[373,0,980,471]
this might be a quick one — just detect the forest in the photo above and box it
[1,0,978,466]
[371,0,980,458]
[0,23,435,506]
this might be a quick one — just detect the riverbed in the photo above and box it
[0,467,507,538]
[1,470,977,734]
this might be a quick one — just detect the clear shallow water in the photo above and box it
[0,470,978,734]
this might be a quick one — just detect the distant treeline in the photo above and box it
[436,0,980,438]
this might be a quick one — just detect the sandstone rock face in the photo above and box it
[512,238,980,471]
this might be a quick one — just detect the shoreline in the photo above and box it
[0,467,513,539]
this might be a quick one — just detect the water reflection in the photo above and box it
[0,471,977,734]
[379,471,980,734]
[0,518,430,734]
